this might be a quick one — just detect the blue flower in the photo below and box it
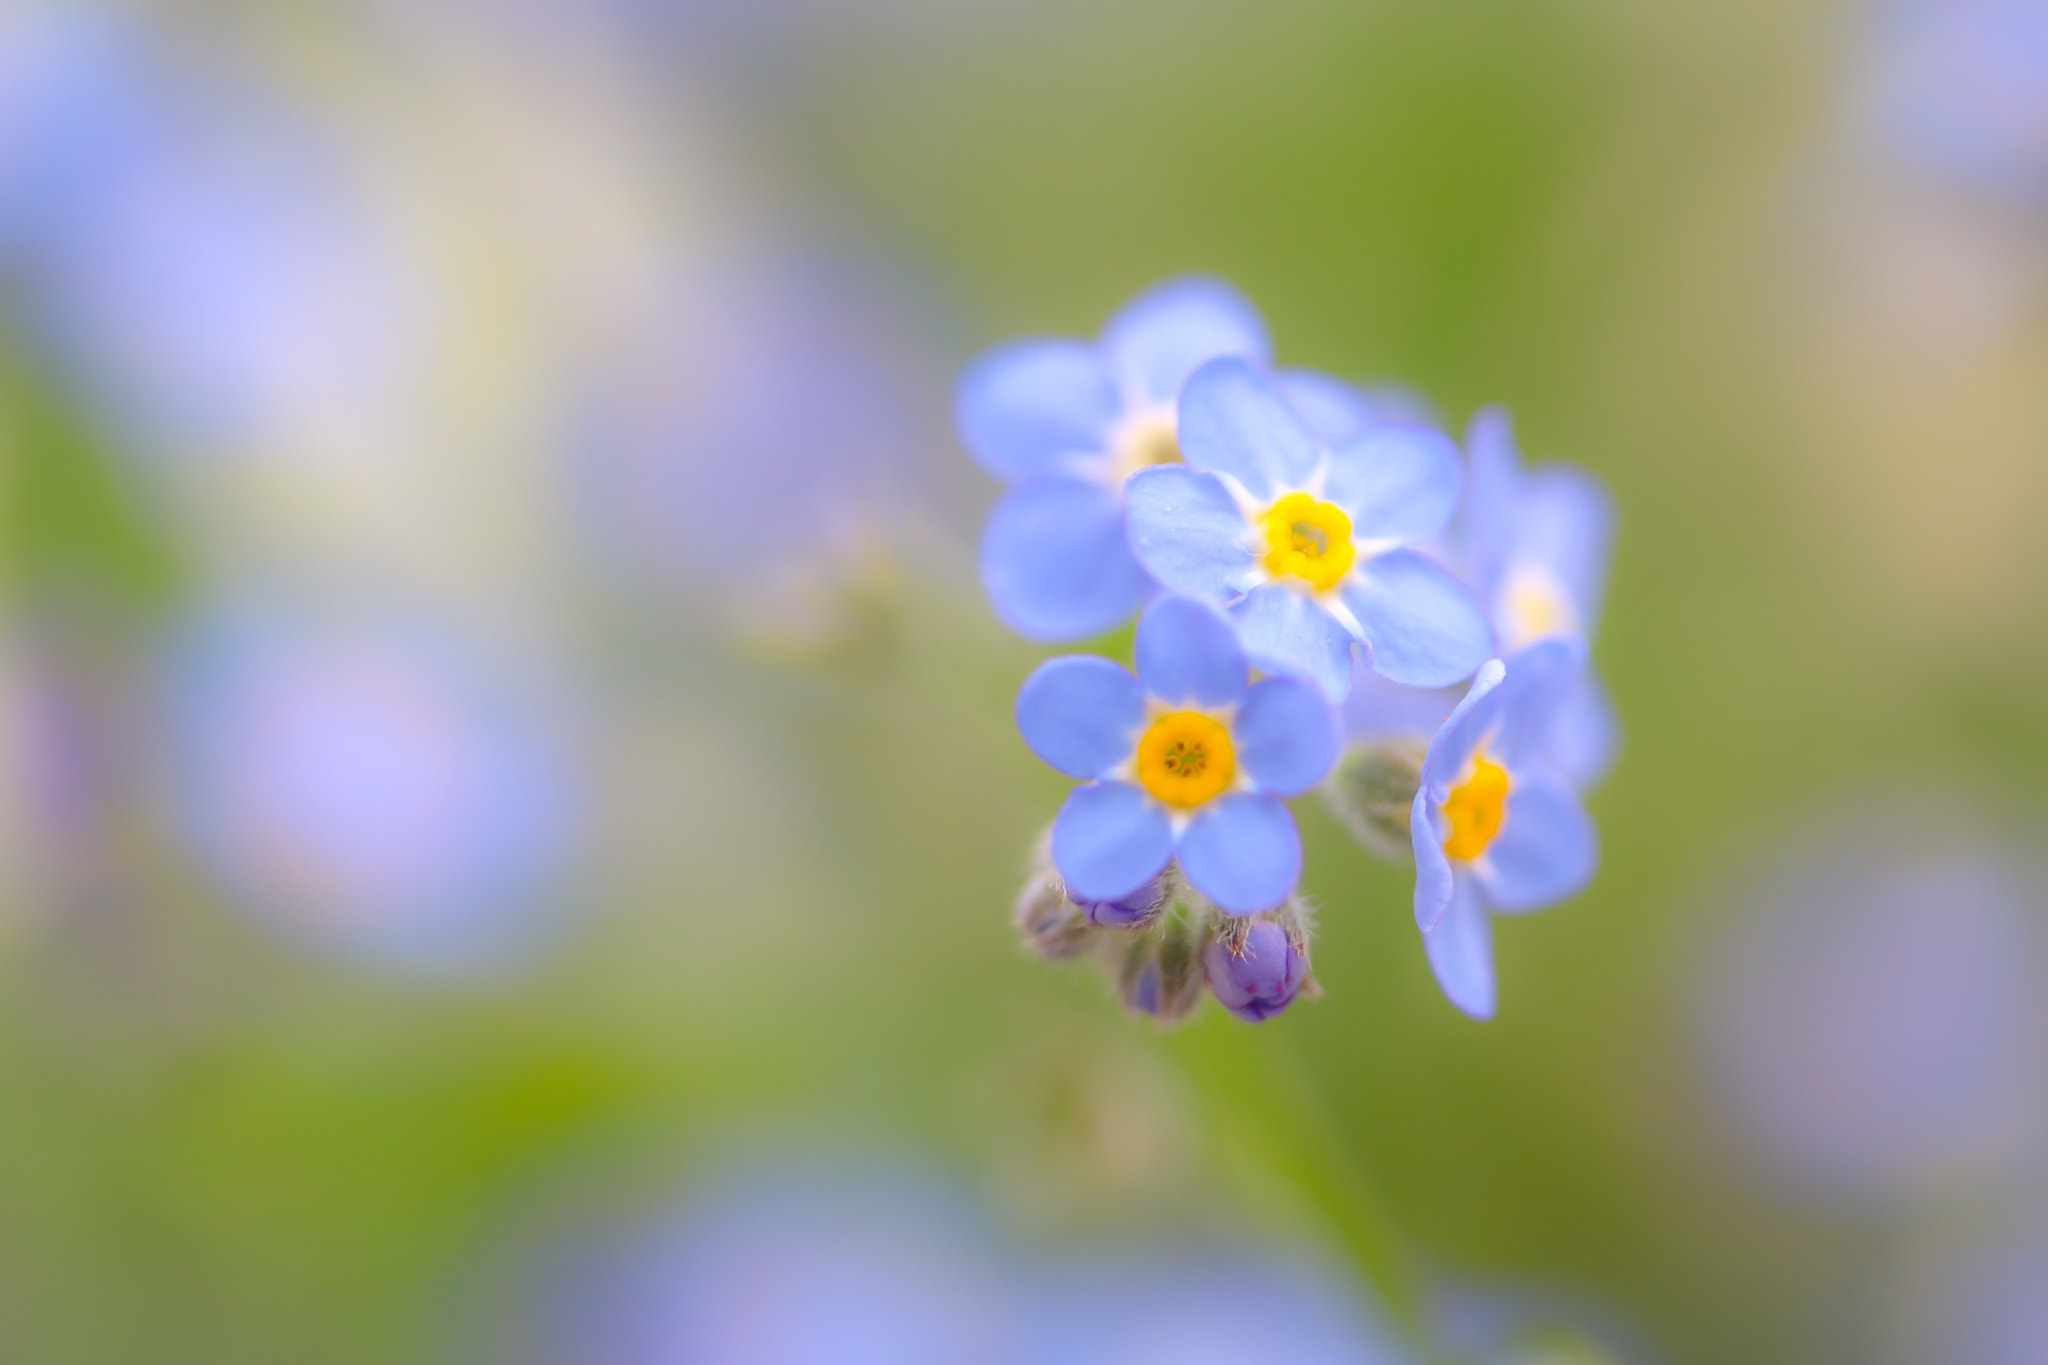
[526,1160,1011,1365]
[1460,406,1618,786]
[957,276,1271,641]
[1409,638,1598,1019]
[1017,593,1338,916]
[1698,804,2048,1206]
[0,4,145,259]
[7,50,431,463]
[1861,0,2048,211]
[1026,1250,1417,1365]
[1125,358,1493,701]
[1431,1279,1652,1365]
[161,605,582,975]
[569,254,951,640]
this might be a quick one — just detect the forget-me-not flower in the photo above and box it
[162,605,581,975]
[570,254,952,641]
[1460,406,1618,786]
[1017,593,1339,915]
[958,276,1270,641]
[1410,637,1598,1018]
[1025,1250,1417,1365]
[1126,357,1493,701]
[1698,805,2048,1206]
[1858,0,2048,211]
[5,42,433,464]
[528,1162,1010,1365]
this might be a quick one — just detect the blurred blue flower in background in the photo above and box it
[22,88,430,464]
[529,1163,1012,1365]
[0,3,143,257]
[1410,638,1599,1019]
[1909,1217,2048,1365]
[0,10,437,466]
[1126,357,1492,699]
[513,1154,1412,1365]
[1697,804,2048,1207]
[1857,0,2048,210]
[0,626,126,929]
[1430,1277,1655,1365]
[959,276,1269,642]
[1458,407,1618,788]
[158,604,582,976]
[1018,593,1338,915]
[1024,1249,1417,1365]
[570,253,957,641]
[1339,404,1618,789]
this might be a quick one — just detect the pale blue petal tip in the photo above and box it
[1134,593,1248,709]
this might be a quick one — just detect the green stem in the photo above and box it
[1162,1012,1423,1335]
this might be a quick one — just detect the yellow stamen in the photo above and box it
[1499,565,1576,650]
[1260,492,1356,593]
[1135,711,1235,809]
[1441,754,1511,861]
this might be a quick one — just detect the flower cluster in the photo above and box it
[960,278,1617,1022]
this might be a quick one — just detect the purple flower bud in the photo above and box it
[1123,958,1165,1016]
[1015,869,1094,961]
[1206,918,1309,1022]
[1074,873,1169,929]
[1117,921,1204,1022]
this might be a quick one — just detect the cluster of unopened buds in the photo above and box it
[961,278,1617,1023]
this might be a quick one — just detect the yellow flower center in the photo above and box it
[1441,754,1511,861]
[1261,492,1356,592]
[1499,565,1577,650]
[1111,408,1182,481]
[1135,711,1235,809]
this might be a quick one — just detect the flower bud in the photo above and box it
[1205,913,1310,1022]
[1073,871,1170,929]
[1014,842,1096,960]
[1321,740,1427,861]
[1117,903,1207,1023]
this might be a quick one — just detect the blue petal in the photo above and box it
[1323,424,1463,543]
[1015,657,1144,780]
[1342,669,1458,744]
[1230,584,1357,702]
[1176,357,1324,501]
[1420,658,1506,793]
[1277,368,1386,446]
[956,339,1122,482]
[1477,771,1597,913]
[1488,635,1589,770]
[1234,675,1340,795]
[1341,549,1494,688]
[1424,874,1497,1020]
[981,476,1155,642]
[1133,593,1248,708]
[1178,793,1300,915]
[1125,465,1260,598]
[1052,781,1175,904]
[1547,668,1620,788]
[1102,276,1270,408]
[1460,405,1523,590]
[1411,784,1456,930]
[1515,466,1616,632]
